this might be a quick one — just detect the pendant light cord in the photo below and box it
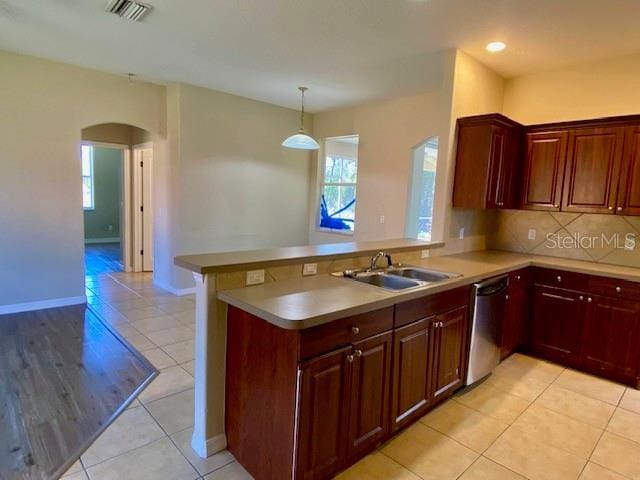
[299,86,307,132]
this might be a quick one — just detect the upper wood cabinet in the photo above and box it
[618,125,640,215]
[521,131,568,211]
[453,114,522,209]
[562,126,625,214]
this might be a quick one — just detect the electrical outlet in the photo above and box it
[421,249,430,259]
[528,229,537,240]
[302,263,318,276]
[458,227,465,240]
[246,269,265,286]
[379,215,385,224]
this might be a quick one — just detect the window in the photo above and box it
[318,136,359,232]
[82,145,95,210]
[406,137,438,240]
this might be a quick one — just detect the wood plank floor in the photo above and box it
[0,304,157,480]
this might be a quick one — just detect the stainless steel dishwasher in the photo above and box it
[465,274,509,386]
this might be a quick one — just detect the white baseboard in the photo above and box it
[191,432,227,459]
[0,295,86,315]
[153,278,196,297]
[85,237,120,244]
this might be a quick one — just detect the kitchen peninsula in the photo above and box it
[176,241,640,480]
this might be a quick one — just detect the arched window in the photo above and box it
[405,137,438,240]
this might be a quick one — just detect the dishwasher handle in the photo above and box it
[474,275,509,296]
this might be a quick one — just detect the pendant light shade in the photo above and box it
[282,87,319,150]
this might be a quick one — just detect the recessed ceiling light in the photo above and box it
[486,41,506,53]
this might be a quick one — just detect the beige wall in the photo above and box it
[436,51,505,256]
[309,50,457,245]
[168,84,313,289]
[0,50,166,307]
[503,52,640,124]
[308,50,505,259]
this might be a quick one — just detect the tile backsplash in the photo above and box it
[487,210,640,268]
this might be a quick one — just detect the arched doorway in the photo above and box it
[80,123,154,276]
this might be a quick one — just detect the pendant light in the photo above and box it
[282,86,319,150]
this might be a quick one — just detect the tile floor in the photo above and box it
[338,353,640,480]
[67,272,640,480]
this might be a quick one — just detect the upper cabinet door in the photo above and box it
[617,125,640,216]
[453,114,522,209]
[562,126,625,214]
[521,131,568,211]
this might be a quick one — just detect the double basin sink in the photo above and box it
[342,266,461,291]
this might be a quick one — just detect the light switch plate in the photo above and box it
[459,227,465,240]
[379,215,385,224]
[528,229,537,240]
[302,263,318,276]
[246,269,265,285]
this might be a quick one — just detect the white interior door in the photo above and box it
[132,144,153,272]
[141,147,153,271]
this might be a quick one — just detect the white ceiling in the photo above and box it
[2,0,640,111]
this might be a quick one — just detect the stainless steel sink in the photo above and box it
[338,265,461,291]
[349,272,421,290]
[386,266,460,283]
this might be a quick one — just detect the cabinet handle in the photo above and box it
[587,297,593,303]
[608,206,614,210]
[346,353,354,363]
[351,326,360,335]
[557,276,562,282]
[439,321,444,328]
[516,275,521,280]
[554,204,559,208]
[616,286,622,293]
[354,349,363,358]
[505,294,510,300]
[579,296,584,301]
[617,207,623,212]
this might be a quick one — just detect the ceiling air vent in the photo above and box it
[105,0,152,22]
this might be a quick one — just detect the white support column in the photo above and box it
[191,272,228,458]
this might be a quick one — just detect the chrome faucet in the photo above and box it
[370,251,392,271]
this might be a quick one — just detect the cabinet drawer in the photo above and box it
[532,267,590,292]
[300,307,393,360]
[589,276,640,301]
[395,286,470,328]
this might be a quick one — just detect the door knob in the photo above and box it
[616,286,622,293]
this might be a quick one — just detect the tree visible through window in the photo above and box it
[318,136,359,232]
[82,145,95,210]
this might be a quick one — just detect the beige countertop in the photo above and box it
[174,238,443,274]
[218,250,640,330]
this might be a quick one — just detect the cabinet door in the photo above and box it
[348,331,392,460]
[501,272,529,360]
[530,286,585,366]
[432,306,468,402]
[521,131,568,211]
[390,318,433,432]
[617,125,640,216]
[580,295,640,379]
[297,347,351,480]
[486,126,508,209]
[562,127,625,214]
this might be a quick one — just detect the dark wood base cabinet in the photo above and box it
[527,267,640,387]
[226,287,470,480]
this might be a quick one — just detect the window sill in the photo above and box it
[315,227,354,236]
